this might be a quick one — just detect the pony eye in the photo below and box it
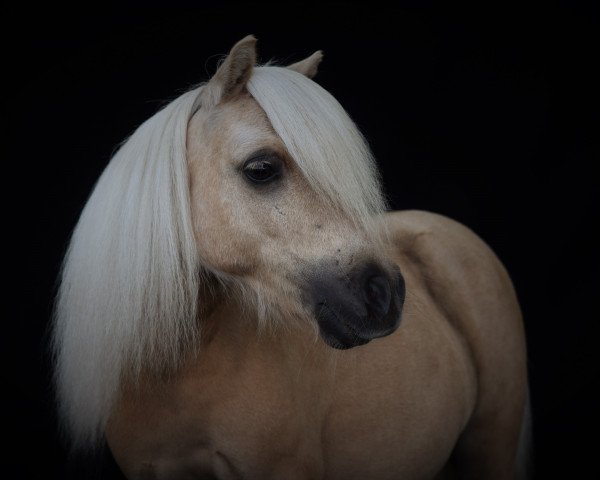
[242,154,282,184]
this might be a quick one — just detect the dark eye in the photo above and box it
[242,153,282,184]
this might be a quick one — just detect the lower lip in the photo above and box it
[316,304,372,349]
[320,329,371,349]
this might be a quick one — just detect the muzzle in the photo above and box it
[308,262,405,349]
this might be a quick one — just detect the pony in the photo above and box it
[53,36,530,479]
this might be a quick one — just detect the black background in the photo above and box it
[6,2,599,479]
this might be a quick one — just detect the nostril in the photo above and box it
[365,275,391,318]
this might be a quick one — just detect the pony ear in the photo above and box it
[287,50,323,78]
[202,35,257,108]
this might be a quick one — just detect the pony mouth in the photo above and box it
[315,303,372,350]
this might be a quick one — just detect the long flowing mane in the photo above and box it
[53,66,385,449]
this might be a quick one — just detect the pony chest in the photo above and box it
[107,348,327,478]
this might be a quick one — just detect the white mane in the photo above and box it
[53,66,385,449]
[249,67,386,226]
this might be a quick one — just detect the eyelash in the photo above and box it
[242,152,283,185]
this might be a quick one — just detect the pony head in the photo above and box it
[53,35,405,449]
[189,35,405,344]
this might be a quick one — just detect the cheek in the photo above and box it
[197,224,260,275]
[191,182,262,276]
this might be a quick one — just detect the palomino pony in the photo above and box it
[53,36,530,479]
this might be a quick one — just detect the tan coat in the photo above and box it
[107,211,528,480]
